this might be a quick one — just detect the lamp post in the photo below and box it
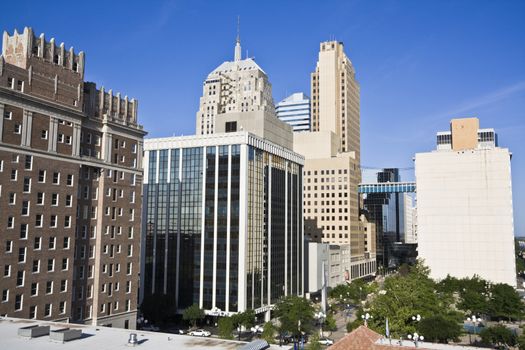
[250,325,263,338]
[314,311,326,336]
[411,314,421,322]
[361,312,372,327]
[407,333,424,347]
[466,316,482,344]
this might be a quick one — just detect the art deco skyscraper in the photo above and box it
[310,41,360,161]
[195,33,274,135]
[295,41,375,281]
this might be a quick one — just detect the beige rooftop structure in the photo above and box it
[450,117,479,151]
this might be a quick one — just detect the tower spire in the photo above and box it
[234,15,241,61]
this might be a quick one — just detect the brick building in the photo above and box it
[0,27,146,329]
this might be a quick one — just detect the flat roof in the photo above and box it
[0,317,287,350]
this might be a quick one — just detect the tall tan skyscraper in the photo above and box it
[295,41,375,282]
[311,41,360,161]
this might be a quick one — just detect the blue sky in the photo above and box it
[2,0,524,234]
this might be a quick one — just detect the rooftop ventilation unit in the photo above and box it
[17,325,50,338]
[127,333,138,346]
[50,328,82,343]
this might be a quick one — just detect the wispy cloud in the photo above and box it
[423,80,525,122]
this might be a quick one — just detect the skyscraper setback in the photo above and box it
[0,27,145,328]
[295,41,375,281]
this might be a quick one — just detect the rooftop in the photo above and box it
[0,317,286,350]
[330,326,488,350]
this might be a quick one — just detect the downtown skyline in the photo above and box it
[1,0,523,234]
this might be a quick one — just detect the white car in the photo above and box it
[189,329,211,337]
[318,338,334,345]
[141,325,160,332]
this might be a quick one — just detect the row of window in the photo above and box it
[4,292,66,317]
[5,236,69,254]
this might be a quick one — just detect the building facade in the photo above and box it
[294,41,375,283]
[276,92,311,132]
[415,118,516,286]
[141,131,304,318]
[0,27,145,328]
[195,35,274,135]
[310,41,360,159]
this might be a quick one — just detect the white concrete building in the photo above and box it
[276,92,311,132]
[415,118,516,287]
[195,32,274,135]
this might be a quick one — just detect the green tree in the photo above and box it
[218,317,234,339]
[366,261,455,338]
[261,322,276,344]
[480,325,517,349]
[182,304,205,328]
[230,309,256,340]
[488,283,525,321]
[274,295,315,337]
[324,313,337,332]
[140,294,176,324]
[417,315,461,343]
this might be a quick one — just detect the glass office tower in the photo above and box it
[141,132,304,317]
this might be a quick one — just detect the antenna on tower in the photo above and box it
[236,15,240,43]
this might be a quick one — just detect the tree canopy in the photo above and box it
[480,325,517,349]
[182,304,205,328]
[417,315,462,343]
[273,295,315,336]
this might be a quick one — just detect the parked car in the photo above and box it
[168,328,185,335]
[141,324,160,332]
[189,329,211,337]
[318,337,334,345]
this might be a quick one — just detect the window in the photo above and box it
[36,192,44,205]
[15,294,23,311]
[59,301,66,314]
[50,215,57,228]
[11,169,17,181]
[66,174,73,186]
[7,216,14,229]
[225,121,237,132]
[127,244,133,257]
[57,133,64,143]
[38,170,46,182]
[30,306,37,319]
[65,135,71,145]
[17,80,23,91]
[126,262,132,275]
[14,124,22,134]
[63,237,69,249]
[61,258,68,270]
[34,237,41,250]
[48,237,56,250]
[35,214,43,227]
[24,155,32,170]
[20,224,28,239]
[65,195,72,207]
[5,240,13,253]
[32,260,39,273]
[23,177,31,192]
[52,172,60,185]
[21,200,29,216]
[16,270,24,286]
[3,110,12,119]
[47,259,54,272]
[41,130,48,139]
[9,192,16,205]
[18,247,26,263]
[2,289,9,302]
[45,303,51,317]
[51,193,59,206]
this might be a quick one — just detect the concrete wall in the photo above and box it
[415,147,516,286]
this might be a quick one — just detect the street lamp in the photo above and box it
[466,316,482,344]
[361,312,373,327]
[314,311,326,336]
[250,325,263,338]
[411,314,421,322]
[407,333,424,347]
